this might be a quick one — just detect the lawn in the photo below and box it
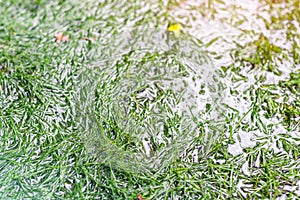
[0,0,299,199]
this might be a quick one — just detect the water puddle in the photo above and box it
[74,0,299,197]
[76,29,224,172]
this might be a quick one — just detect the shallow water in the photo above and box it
[77,29,224,171]
[0,0,299,198]
[74,0,300,197]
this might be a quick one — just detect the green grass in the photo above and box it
[0,0,299,199]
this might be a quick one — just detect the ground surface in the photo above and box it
[0,0,299,199]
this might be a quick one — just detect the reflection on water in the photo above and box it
[75,0,300,197]
[78,29,223,171]
[169,0,300,144]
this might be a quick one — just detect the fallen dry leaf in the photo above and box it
[55,32,70,43]
[137,194,144,200]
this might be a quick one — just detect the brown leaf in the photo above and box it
[55,32,70,43]
[137,194,144,200]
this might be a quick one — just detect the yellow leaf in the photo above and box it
[168,24,183,32]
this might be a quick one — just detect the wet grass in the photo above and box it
[0,0,299,199]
